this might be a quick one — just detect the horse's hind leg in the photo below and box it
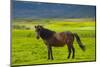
[72,45,75,59]
[67,44,72,59]
[68,42,75,59]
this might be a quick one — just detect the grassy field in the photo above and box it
[12,19,96,66]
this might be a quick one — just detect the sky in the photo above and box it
[12,0,96,19]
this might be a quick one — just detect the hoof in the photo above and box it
[72,57,75,59]
[51,58,54,60]
[72,56,75,59]
[67,57,70,59]
[48,58,50,60]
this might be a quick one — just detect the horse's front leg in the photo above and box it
[50,46,54,60]
[47,45,54,60]
[47,45,51,60]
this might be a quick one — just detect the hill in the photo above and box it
[12,1,96,19]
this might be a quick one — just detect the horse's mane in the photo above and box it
[39,28,56,39]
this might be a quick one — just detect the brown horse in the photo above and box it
[34,25,85,60]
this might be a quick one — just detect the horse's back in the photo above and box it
[44,35,65,47]
[54,32,67,42]
[44,31,74,47]
[44,32,67,47]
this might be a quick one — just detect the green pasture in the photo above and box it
[12,19,96,66]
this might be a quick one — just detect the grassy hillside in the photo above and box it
[12,19,96,66]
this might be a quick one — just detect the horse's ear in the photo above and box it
[34,26,37,28]
[39,25,43,28]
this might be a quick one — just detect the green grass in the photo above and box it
[12,19,96,66]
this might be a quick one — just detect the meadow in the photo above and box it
[12,18,96,66]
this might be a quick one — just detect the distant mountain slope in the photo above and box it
[12,1,96,19]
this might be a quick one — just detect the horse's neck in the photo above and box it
[39,29,55,39]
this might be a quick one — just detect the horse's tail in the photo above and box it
[74,33,85,51]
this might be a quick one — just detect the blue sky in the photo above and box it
[12,0,96,19]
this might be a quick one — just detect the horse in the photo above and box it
[34,25,85,60]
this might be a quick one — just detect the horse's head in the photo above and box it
[34,25,43,39]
